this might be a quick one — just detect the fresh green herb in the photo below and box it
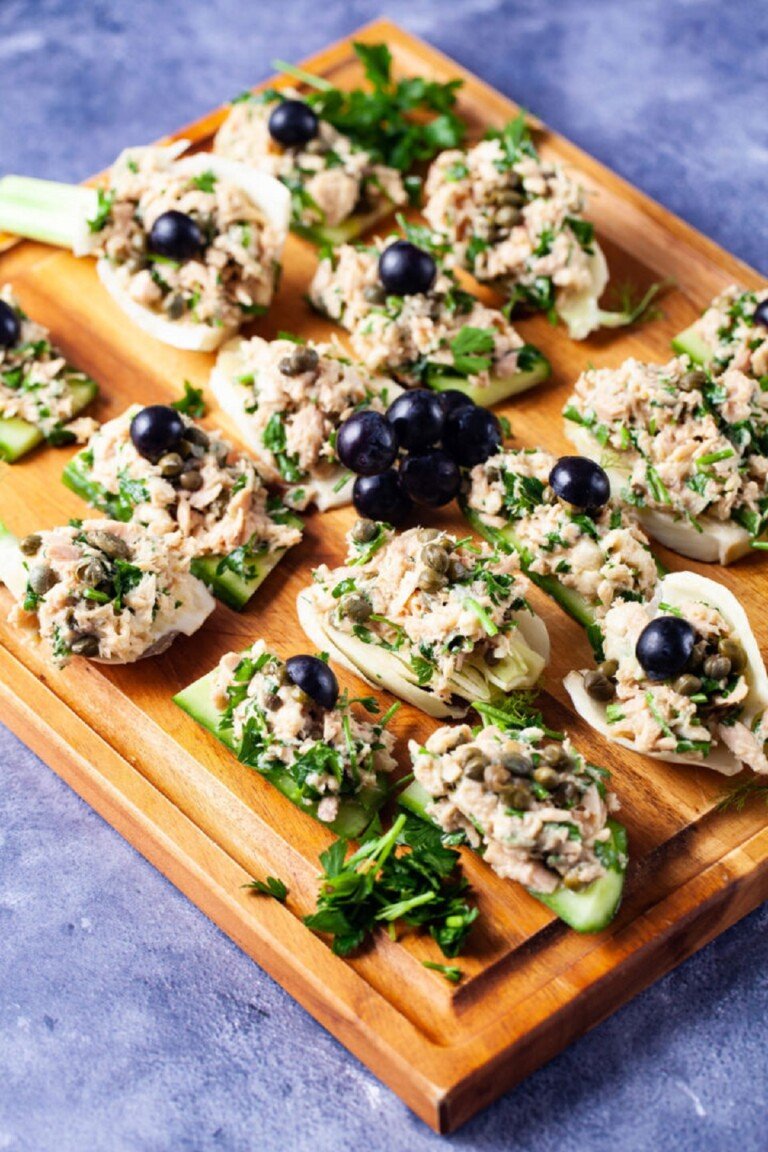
[171,380,206,418]
[422,961,463,984]
[87,188,114,233]
[565,216,595,252]
[716,779,768,813]
[244,875,289,902]
[463,596,498,636]
[190,170,217,194]
[449,326,496,376]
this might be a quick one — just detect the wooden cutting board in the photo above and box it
[1,19,766,1134]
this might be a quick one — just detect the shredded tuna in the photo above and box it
[686,285,768,378]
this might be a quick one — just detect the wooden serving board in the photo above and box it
[1,20,766,1134]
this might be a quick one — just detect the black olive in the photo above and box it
[548,456,610,513]
[437,389,475,418]
[400,450,461,507]
[285,655,339,711]
[148,211,205,262]
[442,406,502,467]
[385,389,445,451]
[268,99,319,147]
[753,298,768,328]
[130,405,186,462]
[635,615,696,681]
[378,240,437,297]
[336,410,398,476]
[0,300,21,348]
[352,470,412,524]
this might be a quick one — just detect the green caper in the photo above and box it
[686,640,707,671]
[76,557,109,587]
[417,568,447,593]
[678,369,708,392]
[495,205,521,228]
[179,438,198,459]
[596,659,618,680]
[703,654,731,680]
[363,284,387,305]
[28,564,58,596]
[421,543,449,574]
[499,745,533,776]
[718,637,746,674]
[19,534,41,557]
[563,873,585,892]
[343,594,372,623]
[87,530,130,559]
[533,764,560,788]
[70,633,100,657]
[541,743,569,767]
[351,518,377,544]
[416,527,440,543]
[583,669,616,702]
[454,745,486,778]
[555,780,581,807]
[447,558,470,583]
[158,452,185,478]
[263,691,281,712]
[179,470,204,492]
[164,294,186,320]
[673,673,703,697]
[502,782,533,810]
[185,426,210,449]
[278,346,320,377]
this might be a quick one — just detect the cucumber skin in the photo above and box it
[671,325,713,366]
[63,456,302,611]
[292,201,396,246]
[0,378,98,463]
[428,347,551,408]
[399,781,627,934]
[173,669,388,839]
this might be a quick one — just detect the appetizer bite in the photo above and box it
[0,519,214,666]
[63,403,302,610]
[565,571,768,775]
[297,522,549,718]
[309,223,550,406]
[401,714,627,932]
[210,335,402,510]
[564,355,768,562]
[423,115,661,340]
[0,143,290,351]
[0,286,98,462]
[174,642,397,837]
[673,285,768,378]
[215,42,465,244]
[462,448,658,644]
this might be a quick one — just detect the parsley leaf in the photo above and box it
[171,380,206,418]
[244,875,289,902]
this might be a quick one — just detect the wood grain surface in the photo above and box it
[0,20,766,1134]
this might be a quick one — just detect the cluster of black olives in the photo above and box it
[336,389,503,523]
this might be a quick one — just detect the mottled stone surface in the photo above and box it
[0,2,766,1149]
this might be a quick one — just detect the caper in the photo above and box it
[447,558,470,583]
[454,745,486,778]
[686,640,707,671]
[703,654,731,681]
[263,691,282,712]
[27,564,58,596]
[343,594,372,623]
[484,649,500,667]
[718,637,746,673]
[19,534,42,556]
[533,764,560,788]
[495,205,521,228]
[278,346,319,377]
[555,780,581,807]
[502,782,533,810]
[417,568,447,592]
[351,518,377,544]
[541,743,569,767]
[179,470,204,492]
[563,873,585,892]
[583,669,616,702]
[70,633,100,657]
[158,452,185,478]
[164,294,186,320]
[76,557,109,587]
[416,527,440,543]
[596,659,618,680]
[497,186,524,204]
[498,744,532,776]
[87,530,130,559]
[179,438,198,459]
[185,425,210,449]
[421,543,449,574]
[678,369,708,392]
[673,673,703,697]
[363,284,387,305]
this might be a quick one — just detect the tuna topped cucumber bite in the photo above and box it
[423,115,662,341]
[564,355,768,562]
[174,641,397,837]
[673,285,768,377]
[565,570,768,775]
[400,713,627,933]
[0,519,215,666]
[214,41,466,245]
[0,286,98,462]
[297,522,549,719]
[462,448,658,648]
[63,403,302,610]
[0,143,290,352]
[309,223,550,407]
[209,335,402,510]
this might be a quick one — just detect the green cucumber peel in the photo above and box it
[0,378,97,463]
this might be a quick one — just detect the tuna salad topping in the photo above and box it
[70,406,302,566]
[309,232,541,392]
[210,640,397,823]
[88,147,283,331]
[411,722,619,893]
[682,286,768,378]
[466,447,658,618]
[212,335,398,508]
[565,356,768,538]
[577,597,768,770]
[305,523,547,704]
[424,117,594,310]
[10,519,212,666]
[0,286,97,443]
[215,89,407,235]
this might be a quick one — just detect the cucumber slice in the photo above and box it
[671,325,713,366]
[63,455,302,611]
[427,346,551,407]
[293,200,397,246]
[0,378,98,463]
[399,781,627,933]
[0,521,27,599]
[173,669,388,838]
